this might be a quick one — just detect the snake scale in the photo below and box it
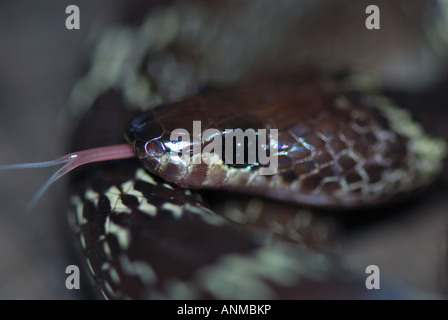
[5,0,448,299]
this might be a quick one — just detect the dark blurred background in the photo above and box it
[0,0,130,299]
[0,0,447,299]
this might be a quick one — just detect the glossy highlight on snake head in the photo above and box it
[124,72,447,209]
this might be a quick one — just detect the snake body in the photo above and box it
[65,1,448,299]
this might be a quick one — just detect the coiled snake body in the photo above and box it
[64,1,448,299]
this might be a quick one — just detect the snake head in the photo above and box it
[124,90,277,189]
[124,109,205,188]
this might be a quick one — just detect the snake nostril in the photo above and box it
[144,139,166,158]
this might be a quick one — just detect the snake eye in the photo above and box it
[144,139,166,158]
[221,128,266,169]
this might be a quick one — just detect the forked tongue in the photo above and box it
[0,144,135,212]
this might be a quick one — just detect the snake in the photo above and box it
[4,1,448,299]
[67,69,447,299]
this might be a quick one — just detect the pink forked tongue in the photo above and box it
[0,144,135,212]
